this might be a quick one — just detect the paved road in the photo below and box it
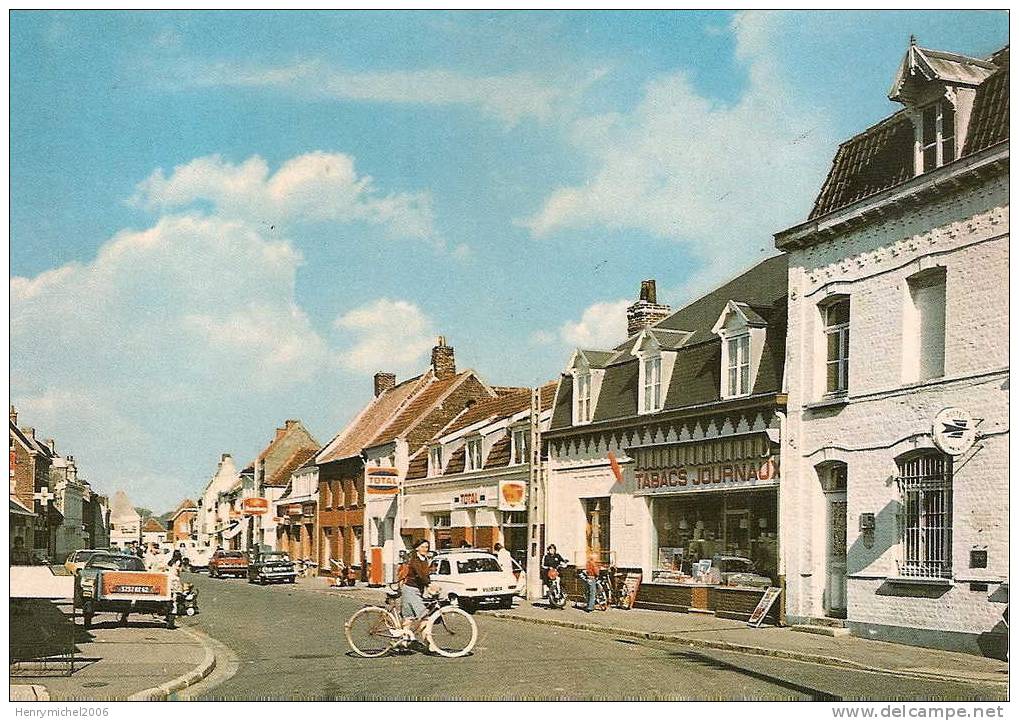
[179,573,1005,702]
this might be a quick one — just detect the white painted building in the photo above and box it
[108,489,141,549]
[774,41,1008,658]
[198,453,241,548]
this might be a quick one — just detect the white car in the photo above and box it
[428,550,517,612]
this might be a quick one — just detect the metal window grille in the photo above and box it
[897,453,952,578]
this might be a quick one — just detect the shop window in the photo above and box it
[574,372,592,424]
[904,268,946,383]
[465,437,483,472]
[916,100,956,174]
[511,428,529,465]
[584,497,611,564]
[820,296,850,396]
[431,512,451,528]
[896,452,953,579]
[641,355,663,413]
[428,444,443,476]
[651,491,777,584]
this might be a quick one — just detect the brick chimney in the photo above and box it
[9,405,16,425]
[46,439,55,454]
[626,279,671,337]
[431,336,456,380]
[374,372,397,396]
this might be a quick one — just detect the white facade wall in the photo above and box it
[782,172,1008,655]
[547,436,651,569]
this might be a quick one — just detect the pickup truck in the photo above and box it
[208,550,249,578]
[75,552,176,628]
[247,551,297,585]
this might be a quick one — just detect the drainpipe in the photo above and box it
[775,408,788,626]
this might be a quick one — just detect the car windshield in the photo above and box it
[263,553,290,561]
[70,550,98,563]
[220,552,244,558]
[456,557,502,574]
[88,555,146,571]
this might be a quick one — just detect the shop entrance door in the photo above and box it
[825,492,847,618]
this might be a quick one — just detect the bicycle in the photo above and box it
[577,568,614,611]
[345,584,478,658]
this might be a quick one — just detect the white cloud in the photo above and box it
[558,299,630,350]
[132,152,440,247]
[166,58,601,126]
[334,298,436,373]
[522,11,831,273]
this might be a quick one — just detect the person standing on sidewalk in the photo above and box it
[582,551,600,612]
[494,543,514,573]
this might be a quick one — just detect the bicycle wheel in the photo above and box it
[425,606,477,658]
[595,583,609,611]
[345,606,400,658]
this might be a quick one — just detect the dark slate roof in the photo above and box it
[963,53,1009,155]
[550,254,788,431]
[483,431,512,469]
[810,44,1008,220]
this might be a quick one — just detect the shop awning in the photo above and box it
[9,499,35,517]
[220,521,244,540]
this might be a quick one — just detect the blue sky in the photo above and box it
[9,10,1007,511]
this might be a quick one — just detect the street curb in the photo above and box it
[126,627,217,702]
[491,612,1008,688]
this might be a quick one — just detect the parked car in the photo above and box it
[64,549,102,576]
[74,552,176,628]
[428,549,517,612]
[248,551,297,584]
[208,550,249,578]
[712,555,772,588]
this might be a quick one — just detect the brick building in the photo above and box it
[168,498,198,542]
[9,407,61,561]
[251,420,319,551]
[545,265,788,622]
[774,41,1008,657]
[315,337,496,584]
[402,383,555,561]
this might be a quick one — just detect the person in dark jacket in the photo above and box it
[401,539,433,640]
[541,544,567,596]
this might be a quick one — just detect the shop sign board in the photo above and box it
[497,480,527,511]
[366,466,400,495]
[617,570,642,610]
[747,586,781,627]
[453,488,491,509]
[242,497,269,516]
[634,456,779,496]
[932,407,977,456]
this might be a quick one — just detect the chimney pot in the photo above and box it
[431,337,456,380]
[46,439,55,453]
[9,405,17,425]
[626,279,671,337]
[374,372,397,396]
[221,453,232,462]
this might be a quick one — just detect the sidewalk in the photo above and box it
[10,566,214,701]
[490,600,1008,687]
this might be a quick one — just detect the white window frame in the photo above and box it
[431,512,451,529]
[511,428,529,466]
[575,372,592,425]
[915,99,956,175]
[821,297,850,396]
[428,444,443,477]
[896,452,953,579]
[725,334,751,398]
[904,268,947,383]
[641,355,663,413]
[465,436,483,472]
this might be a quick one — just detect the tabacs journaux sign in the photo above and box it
[634,456,779,496]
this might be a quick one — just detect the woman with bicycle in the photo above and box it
[401,538,432,642]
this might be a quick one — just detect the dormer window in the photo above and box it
[713,300,766,400]
[465,436,483,472]
[428,444,443,477]
[575,372,592,424]
[641,355,663,412]
[917,100,955,174]
[511,428,529,465]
